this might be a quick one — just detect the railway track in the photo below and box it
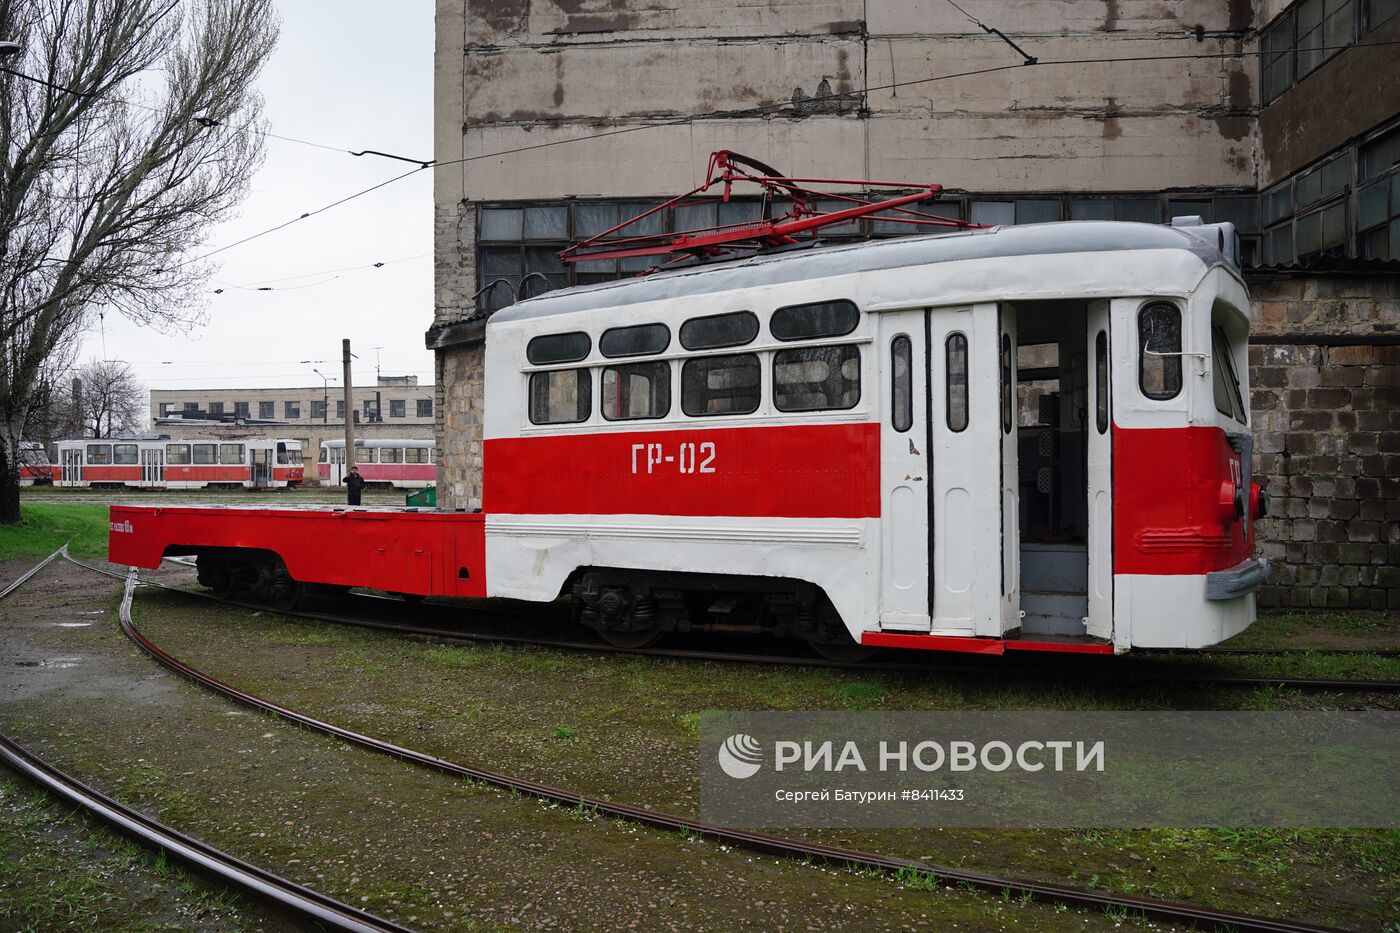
[133,559,1400,694]
[2,550,1374,930]
[0,549,413,933]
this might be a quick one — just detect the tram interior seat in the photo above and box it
[1012,300,1093,636]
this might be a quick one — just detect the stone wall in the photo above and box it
[1247,274,1400,610]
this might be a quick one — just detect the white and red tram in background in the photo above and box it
[109,219,1267,657]
[18,441,52,486]
[57,437,303,489]
[318,439,435,489]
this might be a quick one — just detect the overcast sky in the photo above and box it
[79,1,434,395]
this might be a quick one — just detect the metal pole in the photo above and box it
[342,339,355,472]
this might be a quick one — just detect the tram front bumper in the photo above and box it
[1204,557,1270,601]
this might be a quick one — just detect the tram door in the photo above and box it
[328,445,345,485]
[878,311,931,631]
[928,304,1007,636]
[1084,300,1114,639]
[140,447,164,485]
[999,306,1022,633]
[61,447,82,485]
[250,448,271,488]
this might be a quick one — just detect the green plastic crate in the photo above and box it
[404,486,436,507]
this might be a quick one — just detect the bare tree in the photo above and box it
[74,357,143,436]
[0,0,277,521]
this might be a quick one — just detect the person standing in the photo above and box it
[345,465,366,506]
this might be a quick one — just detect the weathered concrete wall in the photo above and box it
[434,341,486,510]
[1258,14,1400,184]
[1248,275,1400,610]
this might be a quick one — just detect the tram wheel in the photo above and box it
[268,580,306,613]
[597,626,663,650]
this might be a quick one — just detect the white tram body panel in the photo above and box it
[480,221,1265,654]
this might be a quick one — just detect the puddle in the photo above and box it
[77,610,107,616]
[14,657,83,669]
[55,622,93,628]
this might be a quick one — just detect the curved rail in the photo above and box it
[83,559,1343,932]
[0,553,412,933]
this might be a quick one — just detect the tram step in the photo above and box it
[1019,543,1088,593]
[1020,589,1089,636]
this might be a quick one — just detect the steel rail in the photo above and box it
[0,554,413,933]
[61,557,1341,932]
[124,561,1400,694]
[0,545,67,599]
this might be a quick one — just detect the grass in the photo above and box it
[0,503,108,560]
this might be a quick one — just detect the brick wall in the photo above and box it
[1248,274,1400,610]
[434,342,485,511]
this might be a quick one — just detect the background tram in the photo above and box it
[56,437,303,489]
[17,441,52,486]
[317,439,435,488]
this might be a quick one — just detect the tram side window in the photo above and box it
[679,311,759,350]
[946,334,969,432]
[193,444,217,465]
[318,447,328,463]
[275,443,296,465]
[382,447,403,463]
[773,345,861,412]
[86,444,112,465]
[1095,331,1110,435]
[891,335,913,432]
[602,361,671,420]
[166,444,191,464]
[1212,327,1247,423]
[770,300,860,341]
[405,447,430,464]
[113,444,138,465]
[527,331,591,365]
[1138,302,1183,400]
[218,444,244,465]
[600,323,670,358]
[681,354,760,416]
[528,369,591,425]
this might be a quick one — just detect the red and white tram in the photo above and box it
[57,437,303,489]
[18,441,52,486]
[109,219,1266,657]
[317,439,435,489]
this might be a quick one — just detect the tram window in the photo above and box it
[193,444,217,465]
[382,447,403,463]
[891,335,913,432]
[1095,331,1109,435]
[679,311,759,350]
[1000,334,1014,434]
[318,447,328,463]
[528,369,591,424]
[360,448,378,464]
[86,444,112,464]
[166,444,191,464]
[602,361,671,420]
[600,323,670,358]
[405,447,430,464]
[770,300,859,341]
[946,334,969,432]
[1138,302,1183,400]
[526,331,591,365]
[773,345,861,412]
[218,444,244,465]
[681,354,760,416]
[1212,327,1247,423]
[276,443,296,465]
[113,444,138,465]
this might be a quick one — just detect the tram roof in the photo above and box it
[491,220,1233,324]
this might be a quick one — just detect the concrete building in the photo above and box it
[149,376,435,481]
[428,0,1399,609]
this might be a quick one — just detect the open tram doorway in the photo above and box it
[1006,299,1113,641]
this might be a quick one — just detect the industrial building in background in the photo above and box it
[148,376,435,481]
[428,0,1399,609]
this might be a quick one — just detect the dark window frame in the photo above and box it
[601,360,672,421]
[599,322,670,358]
[679,310,760,351]
[527,331,591,365]
[772,344,862,413]
[945,333,969,433]
[1095,330,1110,435]
[527,368,592,426]
[680,353,761,417]
[1138,301,1184,402]
[769,300,860,342]
[1000,333,1014,435]
[891,335,913,433]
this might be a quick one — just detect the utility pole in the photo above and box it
[342,339,355,472]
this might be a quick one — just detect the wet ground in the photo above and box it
[0,557,1184,932]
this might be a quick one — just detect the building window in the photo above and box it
[183,401,198,413]
[773,345,861,412]
[336,399,345,419]
[1261,0,1358,103]
[311,400,326,420]
[389,399,406,418]
[362,400,380,422]
[1363,0,1400,32]
[416,399,432,418]
[258,400,274,419]
[285,401,301,419]
[208,401,224,415]
[1261,9,1296,104]
[159,402,172,416]
[234,401,249,419]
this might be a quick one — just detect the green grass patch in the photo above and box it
[0,503,108,560]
